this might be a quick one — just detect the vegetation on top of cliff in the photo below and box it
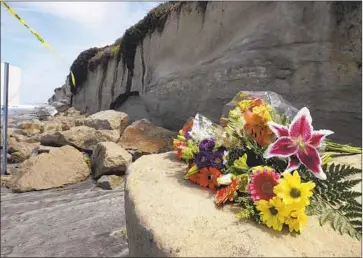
[88,45,120,72]
[115,1,188,72]
[69,47,99,93]
[68,1,209,90]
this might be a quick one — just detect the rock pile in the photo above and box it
[1,107,176,192]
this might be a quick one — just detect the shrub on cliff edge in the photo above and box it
[69,47,99,93]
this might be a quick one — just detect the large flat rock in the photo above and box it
[1,179,128,257]
[125,152,361,257]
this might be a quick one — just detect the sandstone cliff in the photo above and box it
[49,1,362,145]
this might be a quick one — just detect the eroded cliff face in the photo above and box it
[49,1,362,145]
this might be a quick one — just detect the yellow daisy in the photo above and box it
[252,104,273,122]
[273,171,315,208]
[285,209,309,233]
[238,99,255,112]
[255,196,291,231]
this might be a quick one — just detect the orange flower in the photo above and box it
[188,173,199,184]
[244,109,274,147]
[193,167,222,189]
[182,119,193,134]
[215,177,241,205]
[250,98,265,109]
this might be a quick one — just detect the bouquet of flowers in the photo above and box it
[173,91,362,239]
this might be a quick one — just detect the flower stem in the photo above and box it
[325,140,362,154]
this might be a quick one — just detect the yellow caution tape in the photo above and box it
[1,0,76,87]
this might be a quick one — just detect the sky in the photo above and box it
[1,1,161,104]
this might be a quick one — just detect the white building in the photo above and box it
[1,63,21,107]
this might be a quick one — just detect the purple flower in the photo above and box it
[195,151,212,168]
[199,139,215,152]
[216,145,227,153]
[185,130,193,140]
[211,150,225,169]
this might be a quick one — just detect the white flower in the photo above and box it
[217,173,233,186]
[222,150,229,165]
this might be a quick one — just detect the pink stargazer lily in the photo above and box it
[263,107,334,180]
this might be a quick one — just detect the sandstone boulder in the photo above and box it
[9,151,32,164]
[43,121,63,132]
[7,137,39,163]
[16,135,40,144]
[53,107,83,120]
[40,126,119,152]
[96,175,125,190]
[44,108,85,132]
[9,145,90,192]
[46,116,76,131]
[8,129,40,143]
[75,118,85,126]
[16,119,44,136]
[32,145,60,155]
[125,152,361,257]
[6,166,19,175]
[92,142,132,179]
[6,137,18,154]
[7,118,18,128]
[83,110,128,133]
[119,119,176,160]
[63,107,81,117]
[1,175,12,188]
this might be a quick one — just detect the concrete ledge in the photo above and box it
[125,152,361,257]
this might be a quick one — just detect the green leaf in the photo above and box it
[325,140,362,154]
[344,212,362,219]
[319,209,332,226]
[354,230,362,240]
[337,217,348,235]
[184,164,199,179]
[332,212,341,231]
[348,225,358,238]
[340,191,362,200]
[342,205,361,213]
[349,220,362,226]
[229,166,249,176]
[233,154,249,170]
[308,163,362,240]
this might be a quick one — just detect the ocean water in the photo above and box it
[1,104,57,122]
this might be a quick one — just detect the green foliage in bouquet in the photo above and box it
[303,163,362,240]
[228,154,249,175]
[324,140,362,154]
[234,196,262,223]
[223,108,260,154]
